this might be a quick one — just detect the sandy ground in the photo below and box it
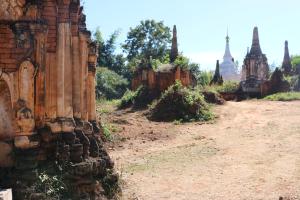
[104,100,300,200]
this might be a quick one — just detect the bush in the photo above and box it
[214,81,240,93]
[197,71,213,86]
[202,91,225,105]
[133,86,159,108]
[118,89,136,109]
[285,75,300,91]
[96,67,129,100]
[149,81,214,122]
[118,86,159,109]
[264,92,300,101]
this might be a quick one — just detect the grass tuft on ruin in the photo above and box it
[264,92,300,101]
[148,81,214,122]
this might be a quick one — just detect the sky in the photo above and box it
[84,0,300,71]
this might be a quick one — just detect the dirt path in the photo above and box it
[106,100,300,200]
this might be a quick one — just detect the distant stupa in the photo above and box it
[281,40,292,75]
[219,30,240,81]
[170,25,179,63]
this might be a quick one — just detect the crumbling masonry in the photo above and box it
[0,0,118,199]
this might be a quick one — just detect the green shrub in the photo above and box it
[214,81,240,93]
[149,81,214,122]
[118,86,159,109]
[133,86,159,108]
[197,71,213,86]
[174,55,189,69]
[96,67,129,100]
[284,75,300,91]
[264,92,300,101]
[118,89,137,109]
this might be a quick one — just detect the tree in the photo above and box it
[122,20,172,63]
[188,62,201,78]
[198,71,213,86]
[95,67,129,100]
[94,28,130,79]
[291,55,300,74]
[94,28,120,68]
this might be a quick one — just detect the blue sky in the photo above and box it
[84,0,300,70]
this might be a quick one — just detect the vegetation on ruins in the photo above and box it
[264,92,300,101]
[118,86,159,109]
[149,81,214,122]
[118,89,137,109]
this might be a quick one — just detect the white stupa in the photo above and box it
[220,32,240,81]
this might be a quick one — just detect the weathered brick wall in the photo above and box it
[0,1,120,199]
[42,0,57,52]
[132,68,195,92]
[0,80,15,139]
[0,24,29,72]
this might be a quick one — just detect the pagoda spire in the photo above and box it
[170,25,179,63]
[223,29,233,61]
[282,40,292,75]
[250,27,262,55]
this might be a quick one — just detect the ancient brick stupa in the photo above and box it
[0,0,118,199]
[281,40,293,76]
[241,27,269,94]
[132,25,196,92]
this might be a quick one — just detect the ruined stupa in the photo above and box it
[281,40,292,76]
[241,27,269,94]
[0,0,119,199]
[132,25,196,92]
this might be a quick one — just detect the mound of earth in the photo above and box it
[202,91,225,105]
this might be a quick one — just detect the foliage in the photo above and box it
[149,81,214,122]
[150,54,170,70]
[188,63,201,78]
[118,86,158,109]
[197,71,213,86]
[214,81,240,93]
[118,89,137,109]
[94,29,131,79]
[134,86,159,108]
[123,20,172,63]
[291,55,300,71]
[96,67,129,99]
[174,55,190,69]
[101,122,119,141]
[32,163,71,200]
[284,75,299,90]
[264,92,300,101]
